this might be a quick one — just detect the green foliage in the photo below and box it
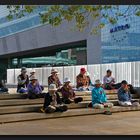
[6,5,140,33]
[109,17,117,24]
[135,11,140,16]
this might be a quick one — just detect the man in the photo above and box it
[118,80,139,106]
[27,75,46,99]
[17,67,29,93]
[48,69,62,89]
[76,68,89,91]
[60,77,83,104]
[91,79,113,115]
[103,69,121,90]
[43,84,68,113]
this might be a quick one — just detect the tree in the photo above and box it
[6,5,140,34]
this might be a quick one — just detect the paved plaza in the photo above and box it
[0,111,140,135]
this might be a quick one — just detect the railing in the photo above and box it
[6,61,140,87]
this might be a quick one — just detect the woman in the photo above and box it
[27,75,46,99]
[60,77,83,104]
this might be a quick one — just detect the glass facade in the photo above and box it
[0,5,140,66]
[0,6,48,38]
[101,9,140,63]
[11,46,87,68]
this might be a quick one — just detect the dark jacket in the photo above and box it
[60,85,75,99]
[118,87,132,102]
[17,74,29,91]
[48,75,62,88]
[43,92,62,108]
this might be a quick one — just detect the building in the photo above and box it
[101,10,140,63]
[0,5,139,80]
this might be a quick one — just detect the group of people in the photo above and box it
[16,67,139,114]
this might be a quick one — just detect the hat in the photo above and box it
[49,84,57,91]
[107,69,112,73]
[64,77,71,83]
[121,80,128,85]
[85,71,90,76]
[51,69,59,74]
[95,79,102,85]
[21,67,27,73]
[30,69,36,74]
[80,68,86,73]
[30,75,38,81]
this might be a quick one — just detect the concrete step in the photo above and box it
[76,98,140,106]
[0,93,27,100]
[0,99,139,115]
[0,93,138,107]
[58,90,118,97]
[0,98,44,106]
[81,94,139,101]
[1,90,115,99]
[74,90,118,96]
[0,102,91,115]
[0,104,42,115]
[1,105,140,123]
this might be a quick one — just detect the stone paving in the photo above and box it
[0,111,140,135]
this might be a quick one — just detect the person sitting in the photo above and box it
[76,68,89,91]
[91,79,113,114]
[0,80,8,93]
[29,69,36,79]
[43,84,68,113]
[86,71,94,90]
[60,77,83,104]
[29,69,44,91]
[48,69,62,90]
[17,67,29,93]
[118,80,139,107]
[27,76,46,99]
[103,69,121,90]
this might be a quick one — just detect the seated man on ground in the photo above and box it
[43,84,68,113]
[76,68,90,91]
[103,69,121,90]
[118,80,139,107]
[60,77,83,104]
[0,80,8,93]
[91,79,113,111]
[48,69,62,90]
[17,67,29,93]
[27,76,46,99]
